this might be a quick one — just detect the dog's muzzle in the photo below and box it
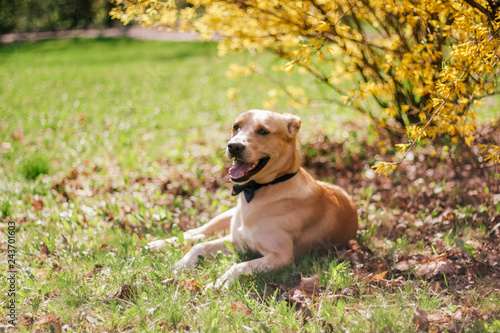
[227,143,245,158]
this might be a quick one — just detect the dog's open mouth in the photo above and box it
[229,157,270,183]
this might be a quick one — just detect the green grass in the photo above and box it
[0,38,499,332]
[19,153,51,180]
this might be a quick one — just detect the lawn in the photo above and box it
[0,38,499,332]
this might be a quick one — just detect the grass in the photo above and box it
[0,38,499,332]
[19,154,51,180]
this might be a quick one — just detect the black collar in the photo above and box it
[231,172,298,203]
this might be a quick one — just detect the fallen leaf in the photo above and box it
[161,277,202,293]
[115,284,138,301]
[12,130,24,141]
[230,301,253,316]
[302,307,314,321]
[70,169,79,180]
[338,249,364,266]
[300,274,320,293]
[100,244,108,250]
[286,286,315,321]
[34,313,62,333]
[178,279,203,293]
[485,253,500,267]
[363,270,388,283]
[394,259,418,272]
[428,281,443,294]
[18,316,34,330]
[39,242,50,260]
[287,287,309,307]
[413,308,429,331]
[341,284,360,296]
[368,257,388,273]
[85,264,103,279]
[31,198,44,211]
[348,239,362,253]
[414,260,456,278]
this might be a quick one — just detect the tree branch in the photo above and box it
[463,0,496,21]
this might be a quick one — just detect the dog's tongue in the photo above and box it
[229,160,253,179]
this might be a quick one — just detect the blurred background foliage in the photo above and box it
[0,0,112,33]
[0,0,195,33]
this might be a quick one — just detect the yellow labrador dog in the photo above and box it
[148,110,358,288]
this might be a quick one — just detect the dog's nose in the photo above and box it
[227,143,245,157]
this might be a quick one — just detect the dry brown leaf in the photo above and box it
[413,308,429,331]
[39,242,50,260]
[34,313,62,333]
[160,277,202,293]
[368,257,389,272]
[100,244,108,250]
[18,316,34,330]
[300,274,320,293]
[61,235,69,246]
[31,199,44,211]
[70,169,79,180]
[348,239,362,253]
[12,130,24,141]
[288,288,307,305]
[422,255,448,264]
[85,264,103,279]
[116,284,138,301]
[230,301,253,316]
[178,279,203,293]
[338,249,364,266]
[485,253,500,267]
[363,270,388,283]
[394,259,418,271]
[414,260,456,278]
[341,284,360,296]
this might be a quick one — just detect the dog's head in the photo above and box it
[227,110,301,184]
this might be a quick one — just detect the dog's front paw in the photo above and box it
[147,237,181,251]
[205,278,229,291]
[204,281,215,290]
[209,270,238,290]
[172,259,187,271]
[147,239,167,251]
[172,256,198,271]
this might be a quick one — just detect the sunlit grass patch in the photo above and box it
[19,153,51,180]
[0,198,12,218]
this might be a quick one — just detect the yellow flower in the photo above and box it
[395,144,408,155]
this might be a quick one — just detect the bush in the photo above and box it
[0,0,114,33]
[111,0,500,174]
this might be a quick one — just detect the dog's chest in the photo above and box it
[231,206,268,253]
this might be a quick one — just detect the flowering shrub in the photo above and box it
[111,0,500,174]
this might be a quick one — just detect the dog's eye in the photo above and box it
[233,124,239,131]
[257,128,270,135]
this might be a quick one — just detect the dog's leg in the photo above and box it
[173,235,233,270]
[148,208,235,251]
[184,207,235,238]
[208,252,292,289]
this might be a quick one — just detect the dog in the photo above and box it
[148,110,358,288]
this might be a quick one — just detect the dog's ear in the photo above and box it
[284,114,301,138]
